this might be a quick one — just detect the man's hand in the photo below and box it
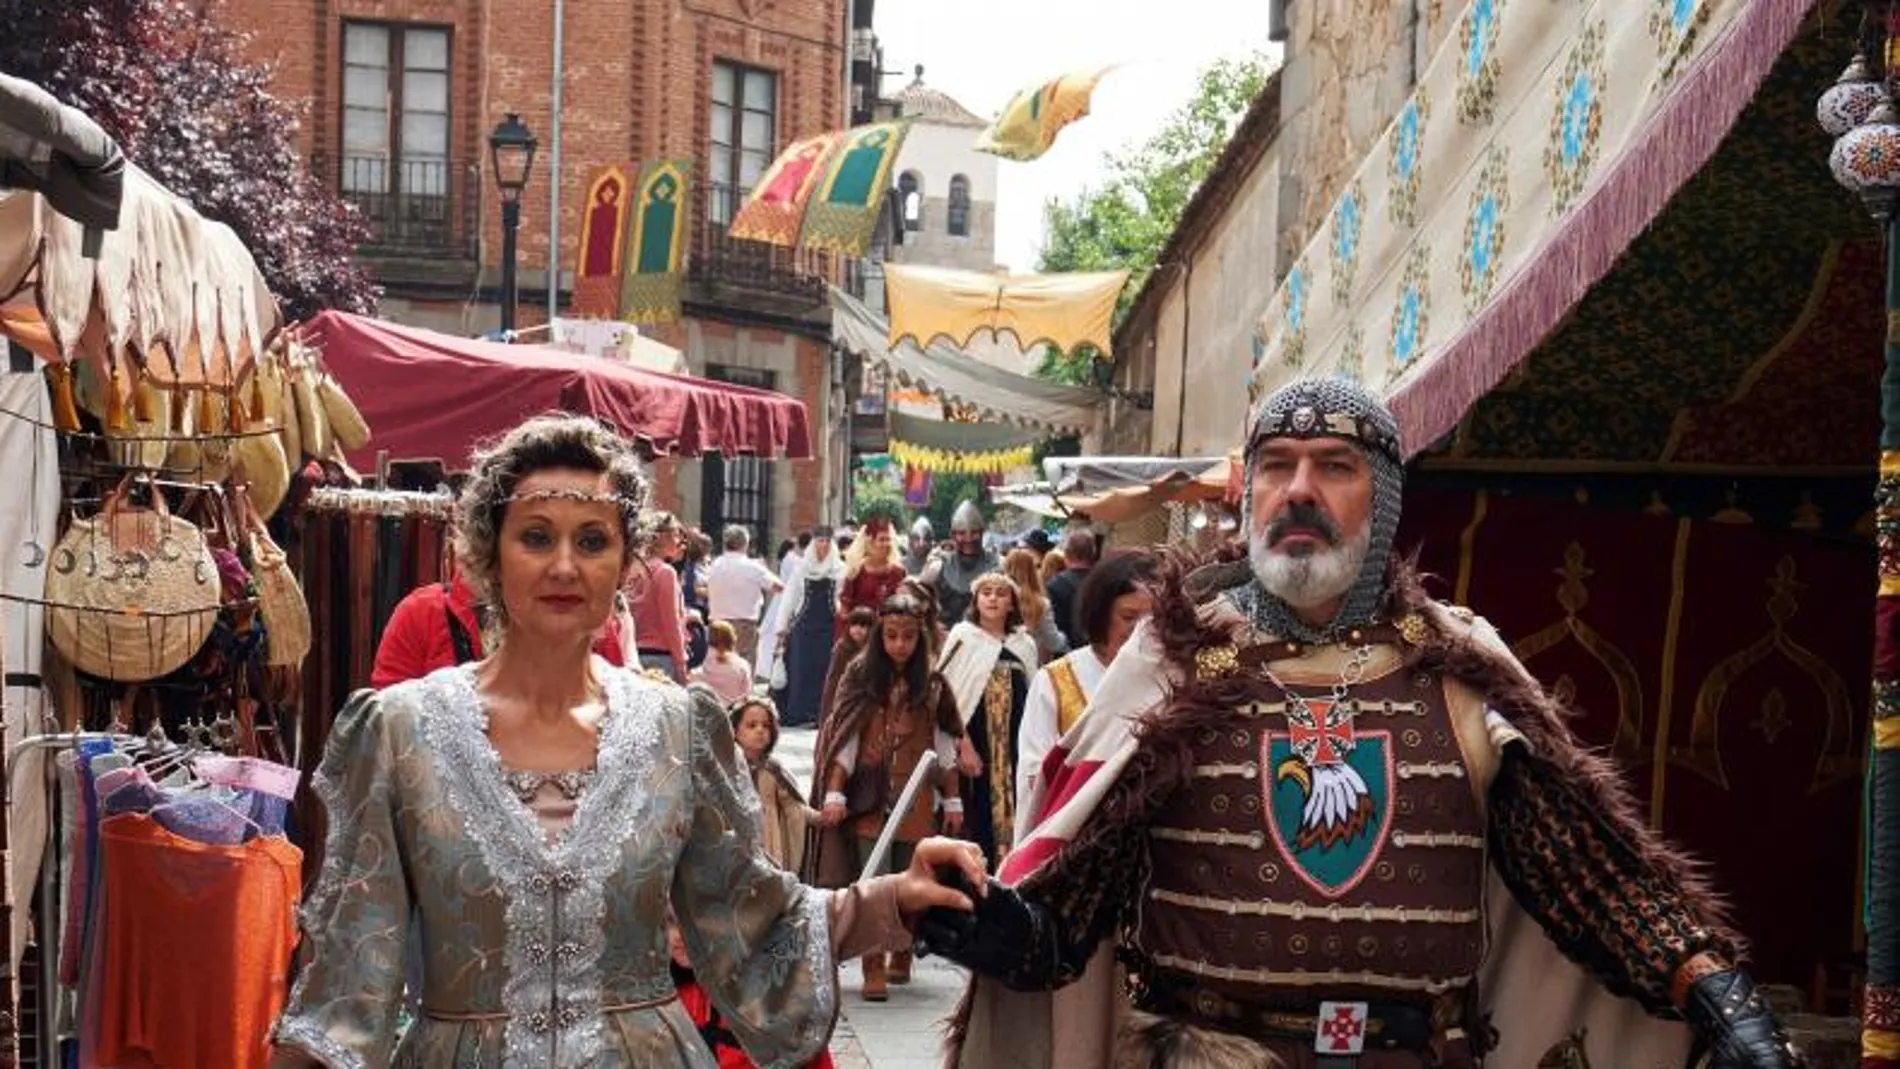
[820,801,846,827]
[941,808,964,836]
[895,837,987,923]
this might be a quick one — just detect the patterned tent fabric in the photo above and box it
[729,131,844,248]
[570,161,639,318]
[1247,0,1810,458]
[618,159,692,324]
[883,263,1127,355]
[798,120,910,256]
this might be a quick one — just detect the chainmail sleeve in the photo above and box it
[1487,741,1740,1014]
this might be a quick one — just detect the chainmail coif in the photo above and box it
[1225,376,1405,644]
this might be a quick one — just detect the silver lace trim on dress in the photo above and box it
[419,664,665,1069]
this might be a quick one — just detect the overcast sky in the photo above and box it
[871,1,1280,272]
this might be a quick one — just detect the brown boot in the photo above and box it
[861,952,888,1002]
[888,950,913,985]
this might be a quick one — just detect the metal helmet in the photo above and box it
[910,516,934,541]
[1228,376,1406,643]
[950,500,985,534]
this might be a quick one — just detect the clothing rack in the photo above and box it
[10,728,302,1069]
[5,730,197,1069]
[294,487,455,808]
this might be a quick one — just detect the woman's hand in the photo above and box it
[895,836,987,922]
[957,735,983,778]
[820,801,847,827]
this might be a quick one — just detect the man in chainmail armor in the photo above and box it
[918,500,999,626]
[919,378,1800,1069]
[903,516,936,576]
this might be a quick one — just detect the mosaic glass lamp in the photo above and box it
[1818,53,1888,136]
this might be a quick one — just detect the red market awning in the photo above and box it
[303,310,812,469]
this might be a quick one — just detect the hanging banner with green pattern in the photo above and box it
[798,120,911,256]
[618,159,691,325]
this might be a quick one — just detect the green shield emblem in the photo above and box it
[1262,728,1395,899]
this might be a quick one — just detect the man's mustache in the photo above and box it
[1266,503,1340,546]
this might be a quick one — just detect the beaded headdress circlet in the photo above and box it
[502,487,639,508]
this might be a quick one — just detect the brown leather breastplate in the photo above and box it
[1133,647,1488,1003]
[851,699,936,841]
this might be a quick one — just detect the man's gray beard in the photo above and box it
[1249,523,1371,611]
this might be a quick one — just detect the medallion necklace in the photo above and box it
[1260,641,1375,767]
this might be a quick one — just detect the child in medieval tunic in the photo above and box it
[811,592,964,1001]
[936,572,1038,872]
[729,696,816,873]
[805,607,876,809]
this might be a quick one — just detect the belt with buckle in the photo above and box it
[1142,983,1448,1056]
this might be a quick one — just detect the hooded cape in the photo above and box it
[802,655,963,889]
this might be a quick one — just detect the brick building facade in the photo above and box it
[214,0,880,546]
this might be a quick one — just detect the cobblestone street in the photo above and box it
[778,726,964,1069]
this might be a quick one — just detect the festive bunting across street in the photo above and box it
[975,67,1112,161]
[885,409,1045,475]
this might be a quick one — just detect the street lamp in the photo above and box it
[488,112,538,333]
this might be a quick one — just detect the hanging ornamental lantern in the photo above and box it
[1830,98,1900,192]
[1819,53,1887,136]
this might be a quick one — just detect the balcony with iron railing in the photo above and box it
[336,155,480,289]
[691,184,870,312]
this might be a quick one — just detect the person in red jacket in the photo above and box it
[370,571,632,688]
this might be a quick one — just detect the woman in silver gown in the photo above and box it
[269,414,983,1069]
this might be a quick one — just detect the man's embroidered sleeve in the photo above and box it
[1486,742,1741,1014]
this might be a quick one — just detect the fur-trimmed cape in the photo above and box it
[942,547,1733,1069]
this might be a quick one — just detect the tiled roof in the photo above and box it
[889,67,988,129]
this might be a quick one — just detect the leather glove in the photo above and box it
[913,867,1059,991]
[1682,968,1803,1068]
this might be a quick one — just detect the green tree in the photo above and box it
[1037,53,1275,330]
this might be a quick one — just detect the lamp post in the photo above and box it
[488,112,538,334]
